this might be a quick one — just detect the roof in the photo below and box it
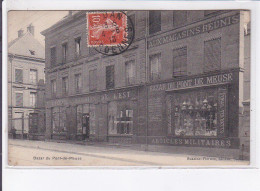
[8,32,45,60]
[41,11,84,36]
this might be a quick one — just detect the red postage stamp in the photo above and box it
[87,11,128,46]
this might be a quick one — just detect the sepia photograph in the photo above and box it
[7,10,251,166]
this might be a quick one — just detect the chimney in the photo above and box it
[27,24,34,36]
[18,29,24,38]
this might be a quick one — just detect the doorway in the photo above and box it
[82,113,90,139]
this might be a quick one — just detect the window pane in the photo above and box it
[149,11,161,34]
[30,92,36,107]
[15,69,23,83]
[62,43,67,62]
[16,93,23,107]
[204,38,221,72]
[173,47,187,76]
[173,11,187,28]
[149,54,161,81]
[106,65,114,89]
[30,69,37,84]
[50,47,56,66]
[125,60,135,85]
[75,74,82,93]
[62,77,68,95]
[89,69,97,91]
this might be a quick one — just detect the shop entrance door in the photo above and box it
[82,113,90,139]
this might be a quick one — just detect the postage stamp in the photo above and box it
[87,11,134,56]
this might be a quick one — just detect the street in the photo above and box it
[8,139,249,166]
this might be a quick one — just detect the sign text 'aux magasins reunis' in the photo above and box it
[150,73,233,91]
[148,14,239,48]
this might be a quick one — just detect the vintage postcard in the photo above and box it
[7,10,251,166]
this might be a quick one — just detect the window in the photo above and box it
[125,60,135,85]
[204,10,220,17]
[15,93,23,107]
[51,80,57,97]
[204,38,221,72]
[149,53,161,81]
[173,11,187,28]
[108,101,134,135]
[62,43,68,63]
[75,74,82,93]
[75,37,81,56]
[173,47,187,77]
[168,87,227,137]
[50,47,56,66]
[149,11,161,35]
[15,69,23,83]
[106,65,115,89]
[62,77,69,95]
[30,69,37,84]
[30,92,36,107]
[89,69,97,91]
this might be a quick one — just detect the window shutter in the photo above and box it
[204,38,221,72]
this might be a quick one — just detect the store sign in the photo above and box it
[148,14,239,48]
[150,72,233,92]
[150,137,239,148]
[101,89,136,102]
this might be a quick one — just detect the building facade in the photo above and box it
[8,25,45,139]
[42,11,250,156]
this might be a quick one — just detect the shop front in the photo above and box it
[103,88,139,144]
[147,70,240,149]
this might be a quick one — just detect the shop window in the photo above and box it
[89,69,97,91]
[62,42,68,63]
[75,37,81,56]
[15,93,23,107]
[50,47,56,66]
[108,102,134,135]
[149,53,161,81]
[173,47,187,77]
[51,107,67,134]
[30,69,37,84]
[15,69,23,83]
[106,65,115,89]
[76,105,83,134]
[204,38,221,72]
[149,11,161,35]
[168,87,227,137]
[30,92,36,107]
[62,76,69,95]
[51,80,57,98]
[125,60,136,85]
[75,73,82,93]
[173,11,187,28]
[59,107,67,132]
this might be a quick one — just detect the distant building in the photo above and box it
[8,24,45,139]
[41,11,250,159]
